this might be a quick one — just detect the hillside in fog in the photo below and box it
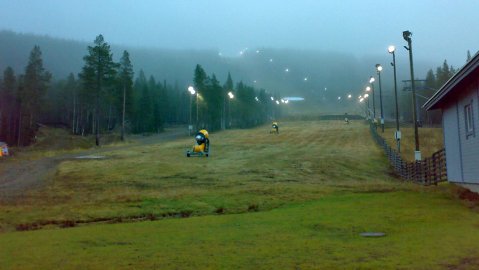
[0,30,437,101]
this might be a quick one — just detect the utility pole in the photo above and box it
[403,30,421,160]
[389,45,401,153]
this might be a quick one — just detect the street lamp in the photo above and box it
[369,76,376,122]
[222,90,235,130]
[365,86,371,119]
[376,64,384,132]
[188,86,197,134]
[389,45,401,153]
[227,91,234,128]
[403,30,421,160]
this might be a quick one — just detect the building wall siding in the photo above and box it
[443,102,463,182]
[457,83,479,183]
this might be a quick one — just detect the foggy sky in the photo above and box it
[1,0,478,68]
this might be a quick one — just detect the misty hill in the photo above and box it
[0,30,437,113]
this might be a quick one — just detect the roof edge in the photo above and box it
[424,51,479,110]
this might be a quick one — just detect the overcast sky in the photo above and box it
[1,0,478,68]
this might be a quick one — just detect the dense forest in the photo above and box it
[0,34,279,146]
[0,31,471,146]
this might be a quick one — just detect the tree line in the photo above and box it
[398,55,464,126]
[0,34,278,146]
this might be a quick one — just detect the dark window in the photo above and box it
[465,101,475,138]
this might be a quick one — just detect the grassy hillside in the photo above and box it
[0,120,397,231]
[1,120,478,269]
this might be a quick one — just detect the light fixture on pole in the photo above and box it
[369,76,376,123]
[227,91,234,128]
[376,64,384,133]
[188,86,197,134]
[388,45,401,153]
[403,30,421,160]
[365,86,371,119]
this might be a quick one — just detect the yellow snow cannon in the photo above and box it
[270,122,279,134]
[186,129,210,157]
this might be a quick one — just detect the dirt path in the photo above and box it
[0,128,188,202]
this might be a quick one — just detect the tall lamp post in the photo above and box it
[365,86,371,119]
[221,90,226,130]
[388,45,401,153]
[376,64,384,132]
[359,97,366,117]
[363,93,370,118]
[369,76,376,123]
[188,86,197,134]
[403,30,421,160]
[227,91,234,128]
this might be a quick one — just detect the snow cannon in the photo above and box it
[270,122,279,134]
[186,129,210,157]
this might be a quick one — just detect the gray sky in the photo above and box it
[1,0,478,67]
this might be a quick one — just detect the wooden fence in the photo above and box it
[369,124,447,185]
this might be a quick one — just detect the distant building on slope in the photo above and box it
[424,52,479,184]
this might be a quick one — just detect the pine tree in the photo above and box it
[157,80,168,131]
[20,45,51,145]
[132,70,147,133]
[193,64,208,128]
[425,69,436,90]
[435,60,455,88]
[118,50,134,141]
[63,73,79,134]
[148,75,162,132]
[205,74,223,130]
[467,50,472,62]
[79,34,118,146]
[0,67,17,143]
[139,83,152,132]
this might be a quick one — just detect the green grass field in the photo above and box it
[1,120,478,269]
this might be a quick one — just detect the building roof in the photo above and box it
[424,52,479,110]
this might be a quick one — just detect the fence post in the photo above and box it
[368,123,447,184]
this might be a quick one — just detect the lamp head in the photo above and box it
[403,30,412,41]
[376,64,383,72]
[388,45,396,53]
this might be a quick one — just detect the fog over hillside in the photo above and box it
[0,30,441,101]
